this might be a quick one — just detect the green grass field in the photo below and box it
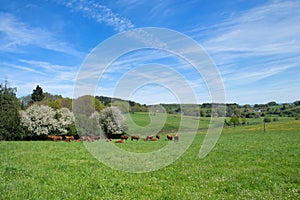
[1,115,300,199]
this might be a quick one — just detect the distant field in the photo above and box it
[126,112,212,134]
[1,116,299,199]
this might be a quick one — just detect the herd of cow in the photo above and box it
[47,135,100,142]
[47,134,179,143]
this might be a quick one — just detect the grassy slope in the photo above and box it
[126,112,211,134]
[0,117,299,199]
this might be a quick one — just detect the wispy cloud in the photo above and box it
[59,0,135,32]
[3,63,47,76]
[0,12,82,56]
[189,1,300,86]
[1,59,79,97]
[19,59,71,73]
[17,59,78,82]
[201,1,300,58]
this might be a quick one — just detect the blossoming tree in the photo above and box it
[20,104,75,136]
[99,106,127,138]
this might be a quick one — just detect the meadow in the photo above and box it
[1,114,299,199]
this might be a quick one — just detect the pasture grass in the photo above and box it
[126,112,212,134]
[1,117,300,199]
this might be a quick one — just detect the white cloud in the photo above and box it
[3,63,47,76]
[60,0,135,32]
[202,1,300,58]
[0,12,82,56]
[1,59,79,97]
[189,1,300,87]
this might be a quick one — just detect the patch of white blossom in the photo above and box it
[20,104,74,135]
[99,106,127,135]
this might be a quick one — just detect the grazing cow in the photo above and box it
[48,135,62,142]
[121,135,129,140]
[64,136,74,142]
[150,138,158,141]
[155,135,160,140]
[115,139,125,143]
[81,136,94,142]
[166,134,173,141]
[174,134,179,142]
[92,135,101,140]
[145,135,153,141]
[131,135,140,141]
[47,135,53,141]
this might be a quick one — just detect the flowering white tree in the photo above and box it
[20,104,75,136]
[55,107,75,134]
[99,106,127,137]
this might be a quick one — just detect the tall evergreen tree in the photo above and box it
[0,81,22,140]
[31,85,45,102]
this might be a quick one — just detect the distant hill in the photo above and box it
[19,90,299,118]
[95,96,148,113]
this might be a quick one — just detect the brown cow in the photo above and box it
[48,135,62,142]
[145,135,153,141]
[121,135,129,140]
[115,139,125,143]
[174,134,179,142]
[81,136,94,142]
[131,136,140,141]
[166,134,173,141]
[92,135,101,140]
[64,136,74,142]
[150,138,158,141]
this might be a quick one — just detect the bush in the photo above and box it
[230,116,239,127]
[99,107,127,138]
[241,118,247,125]
[264,117,271,123]
[273,117,279,122]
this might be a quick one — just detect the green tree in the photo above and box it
[31,85,45,102]
[200,109,206,117]
[112,100,130,113]
[267,101,278,106]
[48,99,62,110]
[0,82,22,140]
[294,101,300,106]
[230,116,239,127]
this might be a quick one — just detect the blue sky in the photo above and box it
[0,0,299,105]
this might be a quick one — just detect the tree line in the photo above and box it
[0,84,127,141]
[157,101,300,118]
[0,83,299,140]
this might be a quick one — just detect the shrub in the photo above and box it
[264,117,271,123]
[99,107,127,137]
[230,116,239,127]
[273,117,279,122]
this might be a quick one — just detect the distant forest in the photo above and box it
[19,85,300,118]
